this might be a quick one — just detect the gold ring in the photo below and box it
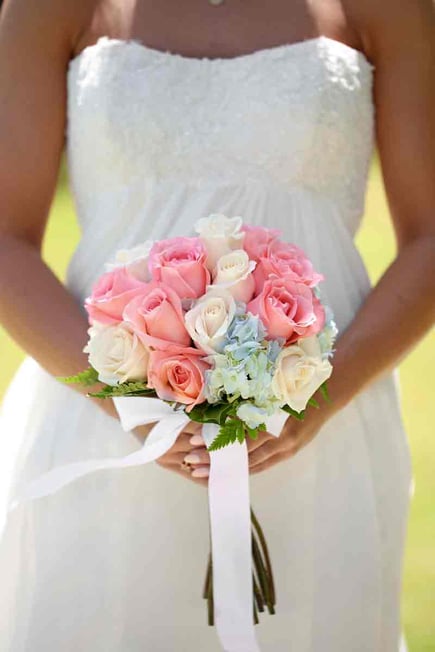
[180,460,193,472]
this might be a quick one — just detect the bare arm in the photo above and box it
[0,0,213,485]
[324,0,435,411]
[249,0,435,471]
[0,0,118,418]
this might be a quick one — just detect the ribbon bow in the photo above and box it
[8,396,288,652]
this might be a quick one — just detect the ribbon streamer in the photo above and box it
[7,396,288,652]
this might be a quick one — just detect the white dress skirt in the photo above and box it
[0,35,412,651]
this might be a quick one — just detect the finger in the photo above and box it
[154,459,209,487]
[183,447,210,466]
[189,433,206,447]
[189,475,208,487]
[170,432,200,453]
[167,450,210,467]
[170,465,209,487]
[249,451,287,475]
[181,422,203,437]
[245,430,275,453]
[248,439,280,468]
[191,466,210,479]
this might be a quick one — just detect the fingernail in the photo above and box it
[191,466,209,478]
[184,453,201,464]
[189,434,205,446]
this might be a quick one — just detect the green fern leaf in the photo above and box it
[207,418,245,451]
[57,367,99,386]
[88,381,155,399]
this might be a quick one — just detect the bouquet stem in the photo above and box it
[203,507,276,626]
[250,507,276,608]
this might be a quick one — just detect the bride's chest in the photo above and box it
[66,36,374,195]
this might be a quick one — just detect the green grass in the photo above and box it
[1,155,434,650]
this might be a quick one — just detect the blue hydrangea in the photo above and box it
[223,313,266,360]
[204,313,283,409]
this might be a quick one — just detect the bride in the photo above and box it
[0,0,434,650]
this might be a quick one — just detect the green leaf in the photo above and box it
[188,401,237,426]
[206,428,237,452]
[185,402,208,422]
[244,423,267,441]
[236,423,245,444]
[307,397,320,409]
[282,404,305,420]
[57,367,99,386]
[245,425,260,441]
[88,381,156,399]
[320,381,331,403]
[207,418,245,451]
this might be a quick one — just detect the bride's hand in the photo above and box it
[132,422,211,488]
[247,407,329,474]
[132,412,322,485]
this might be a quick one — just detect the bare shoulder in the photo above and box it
[0,0,101,63]
[0,0,104,248]
[340,0,435,63]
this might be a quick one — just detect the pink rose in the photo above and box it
[147,348,209,411]
[241,225,281,262]
[122,282,191,350]
[148,236,210,299]
[254,242,324,294]
[247,277,325,344]
[85,268,146,325]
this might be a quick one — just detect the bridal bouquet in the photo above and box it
[62,213,337,628]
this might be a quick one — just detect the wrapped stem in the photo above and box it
[251,507,276,606]
[202,552,212,600]
[252,531,275,615]
[253,595,259,625]
[202,505,276,625]
[207,555,214,626]
[252,570,265,613]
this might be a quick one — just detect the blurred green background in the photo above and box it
[0,154,434,650]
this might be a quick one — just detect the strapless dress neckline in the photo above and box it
[68,34,374,71]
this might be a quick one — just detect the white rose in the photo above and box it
[271,336,333,413]
[84,323,150,386]
[185,289,236,354]
[211,249,256,303]
[195,213,244,270]
[105,241,153,282]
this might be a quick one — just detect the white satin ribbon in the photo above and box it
[7,396,289,652]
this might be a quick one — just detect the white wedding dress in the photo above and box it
[0,35,413,651]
